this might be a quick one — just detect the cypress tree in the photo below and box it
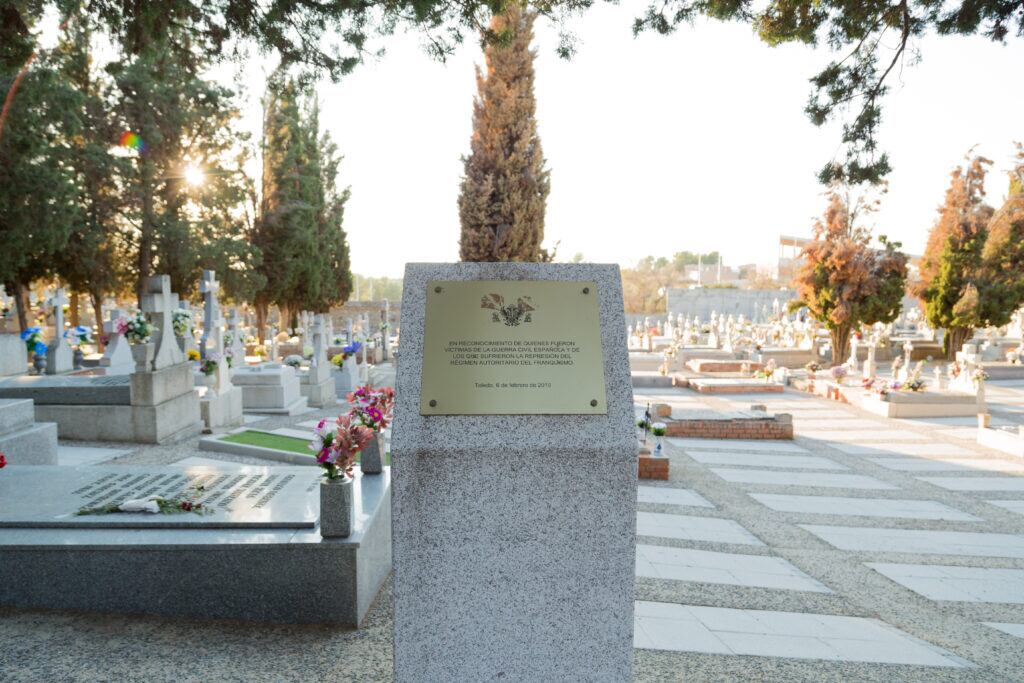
[458,5,551,262]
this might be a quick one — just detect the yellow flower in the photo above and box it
[186,349,200,361]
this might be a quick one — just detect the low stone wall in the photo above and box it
[686,359,764,373]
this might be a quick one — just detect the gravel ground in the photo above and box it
[2,377,1024,681]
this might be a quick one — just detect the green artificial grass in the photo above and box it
[221,430,312,456]
[220,429,391,465]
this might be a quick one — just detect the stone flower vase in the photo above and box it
[132,342,155,373]
[73,347,84,370]
[32,353,46,375]
[360,431,385,474]
[320,477,353,538]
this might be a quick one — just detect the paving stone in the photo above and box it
[750,493,979,521]
[637,485,714,508]
[636,544,830,592]
[802,524,1024,558]
[800,430,927,442]
[667,438,808,454]
[712,469,898,490]
[870,458,1024,473]
[919,477,1024,492]
[831,442,979,457]
[633,601,970,667]
[985,623,1024,638]
[636,511,764,546]
[684,450,847,470]
[868,563,1024,603]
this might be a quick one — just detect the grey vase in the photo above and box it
[319,477,353,538]
[360,432,385,474]
[32,353,46,375]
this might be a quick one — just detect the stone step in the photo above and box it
[0,398,37,436]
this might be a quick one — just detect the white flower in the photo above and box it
[118,496,162,514]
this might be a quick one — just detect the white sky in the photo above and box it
[46,5,1024,278]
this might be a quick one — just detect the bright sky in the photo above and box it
[46,5,1024,278]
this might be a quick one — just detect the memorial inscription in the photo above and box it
[420,280,606,415]
[0,466,320,529]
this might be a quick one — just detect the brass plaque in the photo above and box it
[420,280,607,415]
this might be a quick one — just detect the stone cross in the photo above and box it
[346,318,354,344]
[98,309,134,375]
[45,288,73,374]
[863,339,877,380]
[902,340,914,373]
[269,327,279,363]
[311,314,328,368]
[140,275,184,371]
[381,298,391,361]
[199,270,220,361]
[847,335,859,372]
[226,308,245,362]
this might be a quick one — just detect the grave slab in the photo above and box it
[391,263,636,681]
[0,465,392,625]
[636,544,829,592]
[712,469,898,490]
[0,333,26,377]
[633,601,970,667]
[637,511,763,546]
[636,485,714,508]
[684,450,847,470]
[801,524,1024,558]
[868,563,1024,603]
[750,494,978,521]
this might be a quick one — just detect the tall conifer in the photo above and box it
[458,5,551,262]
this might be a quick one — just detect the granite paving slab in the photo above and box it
[711,469,898,490]
[636,544,830,592]
[636,511,764,546]
[867,563,1024,603]
[684,450,847,470]
[637,485,714,508]
[750,494,979,521]
[801,525,1024,558]
[919,477,1024,492]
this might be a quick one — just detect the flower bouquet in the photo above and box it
[0,452,7,468]
[651,422,667,457]
[20,326,47,356]
[331,341,362,368]
[346,385,395,474]
[64,325,92,347]
[116,311,151,344]
[1008,348,1022,365]
[186,348,201,361]
[76,486,211,517]
[900,360,926,392]
[312,414,373,538]
[199,355,218,376]
[171,309,192,337]
[804,360,821,375]
[756,359,777,382]
[830,365,849,383]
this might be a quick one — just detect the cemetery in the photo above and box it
[2,1,1024,681]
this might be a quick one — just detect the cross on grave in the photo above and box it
[199,270,220,361]
[226,308,245,362]
[45,288,73,374]
[140,275,184,371]
[99,309,134,374]
[311,314,328,367]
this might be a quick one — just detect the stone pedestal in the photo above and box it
[199,384,244,430]
[391,263,636,681]
[0,398,57,465]
[232,365,308,415]
[300,363,336,408]
[333,357,361,398]
[0,334,26,377]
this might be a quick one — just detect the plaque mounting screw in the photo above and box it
[434,286,443,293]
[429,399,438,407]
[590,399,598,407]
[582,287,590,294]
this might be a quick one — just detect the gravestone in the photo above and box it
[98,309,134,375]
[45,288,73,375]
[0,333,26,377]
[392,263,636,680]
[140,276,184,370]
[199,270,219,361]
[0,465,392,625]
[197,293,242,429]
[299,314,336,408]
[227,308,246,362]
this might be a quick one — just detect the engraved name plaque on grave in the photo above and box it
[0,466,320,529]
[420,280,606,414]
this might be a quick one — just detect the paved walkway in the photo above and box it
[2,382,1023,681]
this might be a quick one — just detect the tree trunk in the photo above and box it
[829,325,851,366]
[137,157,155,299]
[255,302,267,343]
[91,292,104,352]
[944,326,973,360]
[13,281,29,332]
[69,291,80,327]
